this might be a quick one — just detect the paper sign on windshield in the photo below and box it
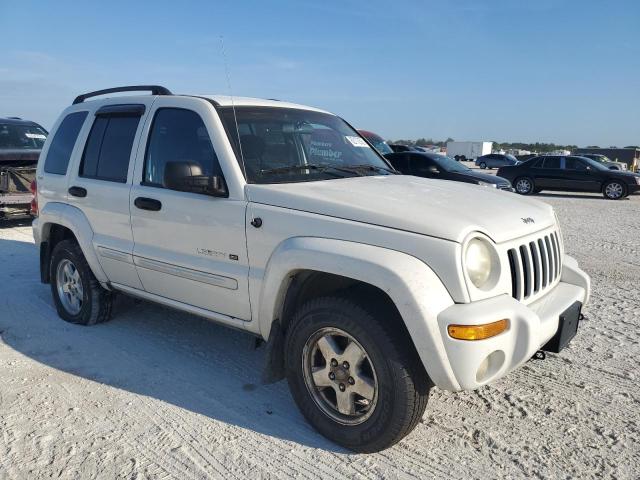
[346,136,369,148]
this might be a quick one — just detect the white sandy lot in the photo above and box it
[0,192,638,479]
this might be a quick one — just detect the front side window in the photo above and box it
[0,123,48,150]
[218,107,393,184]
[565,157,588,170]
[80,115,140,182]
[43,111,88,175]
[144,108,224,190]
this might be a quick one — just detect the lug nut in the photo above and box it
[348,377,355,385]
[330,359,338,367]
[342,361,350,369]
[339,383,346,392]
[328,372,335,380]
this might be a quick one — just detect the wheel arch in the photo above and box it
[36,202,108,286]
[258,237,459,390]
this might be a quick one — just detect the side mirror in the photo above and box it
[164,161,228,197]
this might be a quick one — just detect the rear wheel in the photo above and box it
[603,181,626,200]
[285,297,430,452]
[515,177,535,195]
[50,239,113,325]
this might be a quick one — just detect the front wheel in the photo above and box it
[603,181,626,200]
[479,162,487,169]
[285,297,430,452]
[515,176,535,195]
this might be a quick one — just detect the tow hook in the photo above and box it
[532,350,546,361]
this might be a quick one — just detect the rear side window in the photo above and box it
[80,115,141,182]
[143,108,223,189]
[542,157,561,169]
[44,112,88,175]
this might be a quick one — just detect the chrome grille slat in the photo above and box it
[507,230,562,302]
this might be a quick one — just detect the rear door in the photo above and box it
[533,156,563,189]
[129,96,250,320]
[66,100,154,289]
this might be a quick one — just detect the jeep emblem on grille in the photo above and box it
[521,217,535,224]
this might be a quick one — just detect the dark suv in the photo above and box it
[0,117,48,219]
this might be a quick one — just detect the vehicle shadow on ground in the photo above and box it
[0,236,345,453]
[0,218,32,229]
[532,192,623,201]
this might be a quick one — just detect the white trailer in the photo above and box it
[446,141,493,161]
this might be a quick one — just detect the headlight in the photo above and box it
[464,237,499,290]
[477,181,497,188]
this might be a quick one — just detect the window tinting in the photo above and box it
[43,112,88,175]
[565,157,587,170]
[144,108,223,188]
[542,157,561,169]
[80,115,140,182]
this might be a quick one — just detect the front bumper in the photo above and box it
[434,255,590,391]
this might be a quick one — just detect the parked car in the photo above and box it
[497,155,640,200]
[33,85,590,452]
[576,153,627,171]
[475,153,520,169]
[388,143,418,153]
[0,117,48,220]
[385,152,513,190]
[357,130,393,155]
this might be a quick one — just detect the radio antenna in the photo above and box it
[219,35,247,179]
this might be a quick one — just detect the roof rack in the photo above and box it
[72,85,172,105]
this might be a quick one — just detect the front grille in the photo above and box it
[507,231,562,301]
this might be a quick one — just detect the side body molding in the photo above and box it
[256,237,460,390]
[36,202,109,286]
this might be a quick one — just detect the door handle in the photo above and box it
[134,197,162,211]
[68,186,87,198]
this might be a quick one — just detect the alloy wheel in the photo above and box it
[605,182,623,199]
[56,259,84,315]
[302,327,378,425]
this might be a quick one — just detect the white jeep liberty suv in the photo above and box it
[32,86,590,452]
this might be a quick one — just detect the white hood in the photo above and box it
[246,175,556,244]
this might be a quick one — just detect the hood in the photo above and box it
[247,175,555,244]
[450,170,510,185]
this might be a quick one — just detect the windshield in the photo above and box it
[432,154,471,173]
[369,139,393,155]
[219,107,394,184]
[0,123,48,150]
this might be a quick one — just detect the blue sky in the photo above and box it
[1,0,638,146]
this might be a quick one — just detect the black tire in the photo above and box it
[285,296,431,452]
[50,239,113,325]
[454,155,460,161]
[514,176,535,195]
[479,162,487,169]
[602,180,626,200]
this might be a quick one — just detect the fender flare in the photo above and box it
[37,202,109,285]
[257,237,460,390]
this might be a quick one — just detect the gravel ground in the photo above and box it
[0,192,638,479]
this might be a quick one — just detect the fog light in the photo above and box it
[448,319,508,341]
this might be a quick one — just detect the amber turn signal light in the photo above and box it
[448,319,508,341]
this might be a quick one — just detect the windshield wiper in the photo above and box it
[260,164,359,177]
[338,164,399,175]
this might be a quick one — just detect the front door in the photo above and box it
[562,157,601,192]
[129,97,251,320]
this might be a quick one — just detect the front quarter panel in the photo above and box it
[255,236,461,391]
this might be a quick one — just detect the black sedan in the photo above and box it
[496,155,640,200]
[385,151,513,190]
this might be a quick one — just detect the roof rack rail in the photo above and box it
[72,85,172,105]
